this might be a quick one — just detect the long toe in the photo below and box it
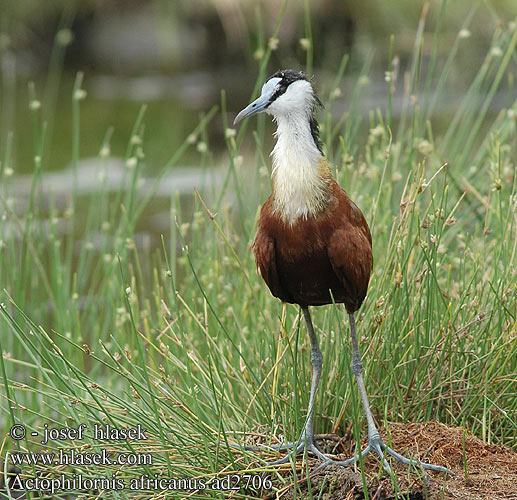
[366,434,453,476]
[223,439,298,453]
[370,438,392,475]
[266,452,298,466]
[313,445,371,473]
[225,430,323,466]
[261,432,332,467]
[384,445,453,474]
[265,437,317,466]
[252,440,299,452]
[309,436,452,477]
[308,442,331,462]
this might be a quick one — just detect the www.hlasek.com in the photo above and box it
[10,448,152,467]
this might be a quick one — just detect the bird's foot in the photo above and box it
[232,429,329,466]
[227,430,452,477]
[315,431,453,476]
[266,430,330,466]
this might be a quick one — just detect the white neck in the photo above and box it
[271,113,328,224]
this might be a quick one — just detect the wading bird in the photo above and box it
[233,69,451,475]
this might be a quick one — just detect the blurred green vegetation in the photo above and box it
[9,77,197,174]
[2,0,516,176]
[3,0,516,51]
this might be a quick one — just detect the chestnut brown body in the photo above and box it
[254,177,373,313]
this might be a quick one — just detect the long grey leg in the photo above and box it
[302,306,323,444]
[236,306,328,465]
[228,310,452,476]
[348,312,392,472]
[237,307,324,458]
[228,307,326,461]
[263,306,328,465]
[326,312,452,475]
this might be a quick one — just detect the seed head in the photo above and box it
[299,38,311,51]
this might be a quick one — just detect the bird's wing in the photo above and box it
[253,229,289,302]
[327,207,373,312]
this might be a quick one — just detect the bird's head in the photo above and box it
[234,69,323,125]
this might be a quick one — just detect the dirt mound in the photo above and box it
[266,422,517,499]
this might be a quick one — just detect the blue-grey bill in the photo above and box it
[233,77,281,125]
[233,95,270,125]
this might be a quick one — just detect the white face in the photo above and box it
[234,74,316,125]
[266,79,314,119]
[260,77,282,98]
